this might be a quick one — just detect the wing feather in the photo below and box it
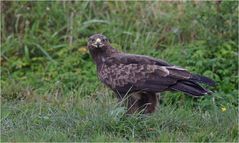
[99,63,192,94]
[99,54,215,97]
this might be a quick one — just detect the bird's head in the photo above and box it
[87,34,110,50]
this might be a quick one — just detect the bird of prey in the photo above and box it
[87,34,215,114]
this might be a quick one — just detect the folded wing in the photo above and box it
[100,57,215,97]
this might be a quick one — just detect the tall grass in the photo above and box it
[1,84,237,142]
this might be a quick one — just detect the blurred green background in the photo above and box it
[1,1,238,142]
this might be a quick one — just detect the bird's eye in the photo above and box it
[91,39,95,42]
[102,39,107,42]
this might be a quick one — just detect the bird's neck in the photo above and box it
[89,45,119,70]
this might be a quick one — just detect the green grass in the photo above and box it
[1,1,238,142]
[1,85,237,142]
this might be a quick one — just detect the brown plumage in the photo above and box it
[87,34,216,114]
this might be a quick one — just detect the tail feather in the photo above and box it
[170,80,211,97]
[191,74,216,86]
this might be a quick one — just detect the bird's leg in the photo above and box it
[126,92,142,114]
[114,91,139,113]
[145,93,158,113]
[138,92,158,114]
[119,91,158,114]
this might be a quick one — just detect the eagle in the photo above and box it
[87,34,215,114]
